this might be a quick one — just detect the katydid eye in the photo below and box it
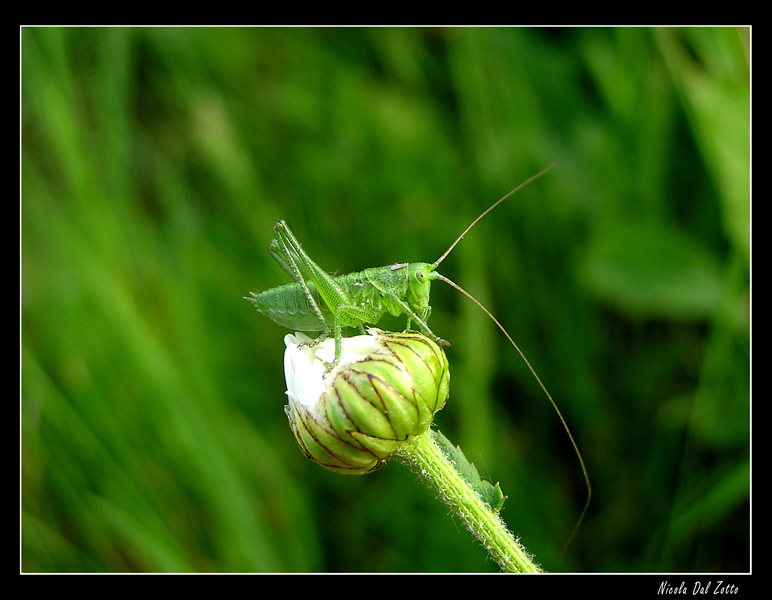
[415,270,426,283]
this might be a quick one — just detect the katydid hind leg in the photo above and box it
[271,222,333,338]
[275,222,351,315]
[274,221,379,366]
[268,239,296,279]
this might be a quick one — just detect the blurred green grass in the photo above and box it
[21,26,750,573]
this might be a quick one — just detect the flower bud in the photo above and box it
[283,329,450,474]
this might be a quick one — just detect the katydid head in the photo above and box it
[406,262,436,311]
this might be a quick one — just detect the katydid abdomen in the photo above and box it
[249,280,331,331]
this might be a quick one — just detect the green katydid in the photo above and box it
[246,161,590,549]
[247,163,556,365]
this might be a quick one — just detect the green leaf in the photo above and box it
[431,430,506,512]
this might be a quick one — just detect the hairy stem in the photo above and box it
[393,429,542,573]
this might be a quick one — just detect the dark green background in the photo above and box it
[21,26,750,573]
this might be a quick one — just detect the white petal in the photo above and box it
[282,332,383,414]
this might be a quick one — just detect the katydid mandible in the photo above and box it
[246,161,590,549]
